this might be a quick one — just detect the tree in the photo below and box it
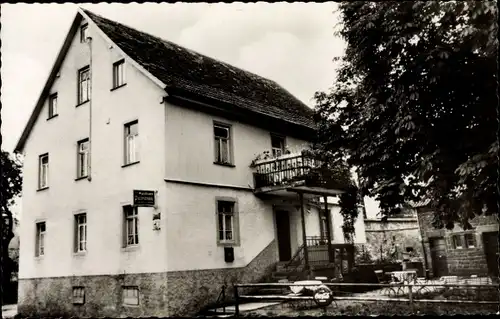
[1,150,23,302]
[314,1,498,229]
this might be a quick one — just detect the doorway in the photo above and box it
[482,231,499,277]
[275,210,292,261]
[429,237,449,278]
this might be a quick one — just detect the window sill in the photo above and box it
[34,255,45,260]
[217,241,239,247]
[76,100,90,108]
[121,245,140,252]
[75,176,89,182]
[73,251,87,257]
[122,161,140,168]
[110,83,127,91]
[214,162,235,168]
[47,114,59,121]
[123,303,140,308]
[37,187,49,192]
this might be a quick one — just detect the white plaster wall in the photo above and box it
[165,183,276,271]
[19,18,168,279]
[330,204,366,244]
[164,101,309,188]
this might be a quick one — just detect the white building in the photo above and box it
[15,8,366,317]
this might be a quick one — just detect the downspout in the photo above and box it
[415,208,429,278]
[87,36,93,181]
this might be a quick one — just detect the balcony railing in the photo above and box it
[252,154,322,189]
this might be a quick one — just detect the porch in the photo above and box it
[251,151,353,280]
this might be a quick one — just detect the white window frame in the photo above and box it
[80,24,89,43]
[38,154,49,189]
[35,222,46,257]
[214,123,232,164]
[78,66,90,104]
[113,60,126,88]
[75,214,87,253]
[271,134,286,158]
[216,199,240,246]
[72,287,85,305]
[124,121,139,165]
[77,139,89,178]
[122,286,139,306]
[464,233,475,248]
[452,234,463,249]
[124,206,139,246]
[48,93,58,118]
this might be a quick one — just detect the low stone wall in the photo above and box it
[363,218,422,263]
[167,240,278,316]
[18,240,278,317]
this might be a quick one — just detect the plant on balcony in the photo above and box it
[249,151,272,168]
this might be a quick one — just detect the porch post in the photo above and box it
[299,192,310,278]
[324,196,334,263]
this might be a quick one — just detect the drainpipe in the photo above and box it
[415,209,429,278]
[87,36,93,181]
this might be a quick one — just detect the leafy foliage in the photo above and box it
[315,1,498,229]
[302,148,360,241]
[1,150,23,296]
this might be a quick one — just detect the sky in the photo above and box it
[1,2,380,219]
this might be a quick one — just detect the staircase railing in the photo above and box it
[283,244,306,276]
[215,285,226,313]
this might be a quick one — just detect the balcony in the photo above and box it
[251,152,347,197]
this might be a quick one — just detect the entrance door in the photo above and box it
[429,237,448,277]
[275,211,292,261]
[482,231,499,277]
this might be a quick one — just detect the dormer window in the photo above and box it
[80,24,89,43]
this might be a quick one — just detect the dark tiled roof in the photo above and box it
[83,10,316,129]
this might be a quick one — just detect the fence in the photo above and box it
[232,281,499,316]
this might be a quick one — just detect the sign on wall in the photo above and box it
[133,190,156,207]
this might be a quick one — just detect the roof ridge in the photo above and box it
[82,9,290,94]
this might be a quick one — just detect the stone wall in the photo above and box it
[363,218,422,263]
[166,240,278,316]
[18,240,277,317]
[417,208,498,277]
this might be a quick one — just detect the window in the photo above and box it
[319,210,329,241]
[452,234,463,249]
[38,154,49,189]
[113,60,126,88]
[217,201,237,244]
[78,66,90,104]
[122,286,139,305]
[74,214,87,252]
[35,222,46,257]
[77,139,89,178]
[214,124,231,164]
[271,134,285,158]
[124,121,139,165]
[123,206,139,246]
[48,93,58,118]
[72,287,85,305]
[465,233,476,248]
[80,24,89,43]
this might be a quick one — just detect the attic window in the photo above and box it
[80,24,89,43]
[112,60,126,89]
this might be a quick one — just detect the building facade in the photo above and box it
[415,201,498,278]
[15,9,365,317]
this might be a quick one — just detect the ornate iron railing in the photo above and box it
[252,154,322,189]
